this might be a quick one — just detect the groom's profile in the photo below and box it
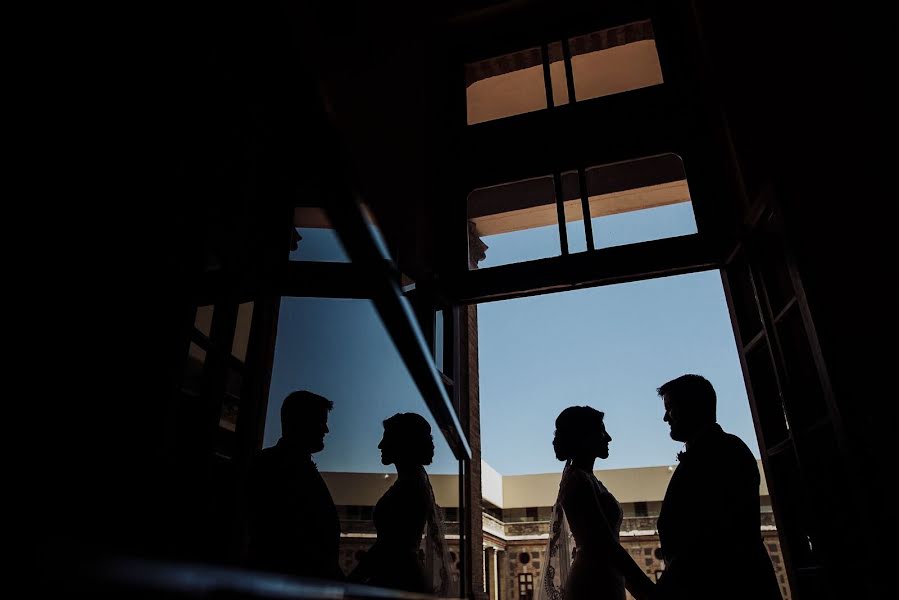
[247,390,342,579]
[654,375,780,600]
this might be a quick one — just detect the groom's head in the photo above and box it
[657,375,716,442]
[281,390,333,453]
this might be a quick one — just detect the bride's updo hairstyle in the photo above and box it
[383,412,435,466]
[554,406,606,461]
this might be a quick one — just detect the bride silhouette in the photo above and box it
[539,407,654,600]
[349,413,451,594]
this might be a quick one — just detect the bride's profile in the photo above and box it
[538,406,654,600]
[348,413,451,595]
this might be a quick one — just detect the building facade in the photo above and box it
[325,461,789,600]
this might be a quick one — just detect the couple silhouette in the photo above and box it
[541,374,781,600]
[246,392,449,594]
[248,375,781,600]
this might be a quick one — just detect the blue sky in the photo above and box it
[475,200,759,473]
[265,296,459,475]
[477,270,758,474]
[479,202,699,268]
[270,204,759,476]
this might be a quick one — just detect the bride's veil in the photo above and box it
[420,466,456,597]
[536,460,576,600]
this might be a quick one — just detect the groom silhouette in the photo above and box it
[247,390,342,579]
[654,375,780,600]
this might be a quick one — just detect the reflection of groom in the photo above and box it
[248,391,342,579]
[654,375,780,600]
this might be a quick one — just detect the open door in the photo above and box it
[722,207,857,600]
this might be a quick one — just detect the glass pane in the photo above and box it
[776,304,826,430]
[792,420,841,579]
[466,47,547,125]
[560,171,587,254]
[746,340,789,446]
[291,207,350,263]
[184,342,206,395]
[360,202,392,263]
[725,251,764,344]
[232,302,254,362]
[568,20,663,103]
[195,305,214,337]
[435,309,445,373]
[220,370,241,433]
[586,154,697,249]
[256,297,459,594]
[468,175,560,269]
[547,42,569,106]
[767,451,815,569]
[756,223,796,317]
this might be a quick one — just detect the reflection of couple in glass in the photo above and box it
[540,375,781,600]
[348,412,451,595]
[247,390,449,594]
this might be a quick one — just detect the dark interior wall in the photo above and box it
[278,2,459,286]
[694,0,888,483]
[44,2,336,563]
[64,0,466,565]
[693,2,888,594]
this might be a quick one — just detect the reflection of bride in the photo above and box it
[349,413,451,595]
[539,407,654,600]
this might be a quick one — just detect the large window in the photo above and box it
[254,191,468,594]
[466,21,663,125]
[468,174,561,268]
[290,207,350,263]
[467,154,697,269]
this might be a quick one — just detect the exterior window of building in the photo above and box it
[466,47,547,125]
[584,154,696,250]
[465,21,663,126]
[567,20,663,103]
[264,297,462,595]
[518,573,534,600]
[290,207,350,263]
[468,175,561,269]
[467,154,697,270]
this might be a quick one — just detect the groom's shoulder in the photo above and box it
[720,430,755,459]
[705,430,758,475]
[690,429,754,464]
